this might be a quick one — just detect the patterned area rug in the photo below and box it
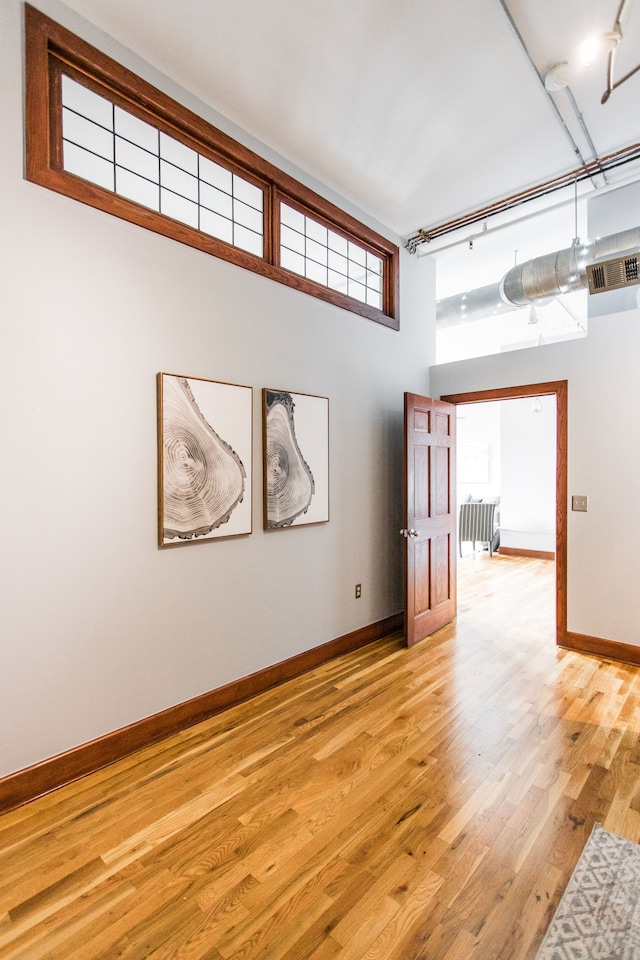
[535,823,640,960]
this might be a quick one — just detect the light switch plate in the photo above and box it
[572,495,588,512]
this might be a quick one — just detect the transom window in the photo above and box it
[61,75,264,258]
[280,204,384,311]
[25,6,399,329]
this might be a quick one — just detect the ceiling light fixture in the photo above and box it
[580,31,621,68]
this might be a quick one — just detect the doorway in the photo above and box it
[441,381,568,647]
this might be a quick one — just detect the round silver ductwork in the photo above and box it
[436,227,640,327]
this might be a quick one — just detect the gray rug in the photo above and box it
[535,823,640,960]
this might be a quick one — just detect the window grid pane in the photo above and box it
[233,175,263,211]
[233,199,262,233]
[116,167,159,210]
[62,109,114,162]
[281,246,305,275]
[114,107,158,152]
[160,160,198,203]
[200,181,232,219]
[306,260,327,285]
[279,203,383,309]
[63,141,115,191]
[200,207,233,244]
[367,251,383,275]
[61,74,113,127]
[281,223,305,256]
[233,224,263,257]
[115,137,158,182]
[60,75,264,256]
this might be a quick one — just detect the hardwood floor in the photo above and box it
[2,553,640,959]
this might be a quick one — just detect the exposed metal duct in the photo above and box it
[436,226,640,327]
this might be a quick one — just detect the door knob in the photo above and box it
[399,528,419,538]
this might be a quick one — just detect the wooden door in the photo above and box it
[402,393,456,646]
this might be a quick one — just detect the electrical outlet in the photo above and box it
[572,495,588,512]
[355,584,362,599]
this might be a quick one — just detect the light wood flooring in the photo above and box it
[2,553,640,959]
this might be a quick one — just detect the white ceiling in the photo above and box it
[60,0,640,242]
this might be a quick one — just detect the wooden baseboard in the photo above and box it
[561,630,640,667]
[0,612,403,815]
[498,547,555,561]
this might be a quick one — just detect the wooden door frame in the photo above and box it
[440,381,568,647]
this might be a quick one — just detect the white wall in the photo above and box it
[0,0,434,778]
[456,401,501,503]
[431,180,640,647]
[500,396,556,553]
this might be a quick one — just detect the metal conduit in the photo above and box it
[495,0,588,169]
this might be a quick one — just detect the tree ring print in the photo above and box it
[162,376,246,541]
[265,391,315,527]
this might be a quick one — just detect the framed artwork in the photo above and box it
[263,389,329,529]
[157,373,252,546]
[457,441,490,484]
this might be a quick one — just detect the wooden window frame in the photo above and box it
[24,5,400,330]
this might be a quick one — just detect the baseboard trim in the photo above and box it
[498,547,555,561]
[561,631,640,667]
[0,612,403,815]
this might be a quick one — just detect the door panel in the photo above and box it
[433,535,450,606]
[403,393,456,646]
[414,446,430,519]
[414,539,431,614]
[434,446,450,516]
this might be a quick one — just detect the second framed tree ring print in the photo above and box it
[263,389,329,529]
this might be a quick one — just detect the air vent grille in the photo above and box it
[587,254,640,294]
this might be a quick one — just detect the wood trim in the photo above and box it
[441,381,568,406]
[440,380,568,647]
[562,631,640,667]
[555,381,569,645]
[0,613,402,815]
[498,547,555,561]
[24,5,399,329]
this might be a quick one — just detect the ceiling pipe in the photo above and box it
[406,140,640,252]
[495,0,589,169]
[436,226,640,327]
[418,166,640,259]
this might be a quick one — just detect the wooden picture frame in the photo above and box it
[158,373,252,546]
[263,389,329,529]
